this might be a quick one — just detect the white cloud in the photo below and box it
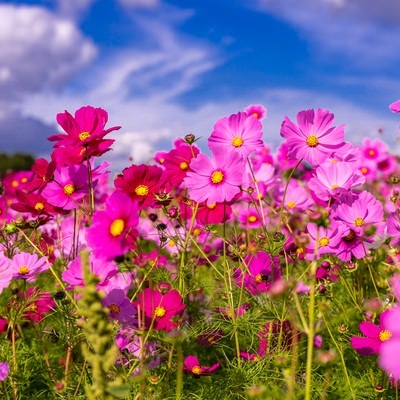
[253,0,400,69]
[118,0,160,9]
[55,0,96,20]
[0,4,96,100]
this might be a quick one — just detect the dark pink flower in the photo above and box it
[351,309,392,356]
[244,104,266,120]
[136,288,185,332]
[0,362,9,381]
[114,164,166,209]
[234,251,281,295]
[21,287,56,323]
[49,106,120,165]
[280,108,346,166]
[183,355,220,376]
[208,112,264,159]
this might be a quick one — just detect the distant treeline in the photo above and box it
[0,152,35,178]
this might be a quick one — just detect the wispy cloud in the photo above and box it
[253,0,400,70]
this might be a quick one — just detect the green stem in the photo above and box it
[304,260,317,400]
[175,343,183,400]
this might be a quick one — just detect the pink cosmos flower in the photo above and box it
[86,191,139,260]
[390,99,400,113]
[20,287,56,323]
[183,355,220,376]
[378,306,400,380]
[279,181,313,214]
[62,255,118,290]
[42,164,89,210]
[162,140,200,188]
[0,362,9,381]
[280,108,346,166]
[244,104,266,120]
[184,152,244,206]
[234,251,281,295]
[351,309,392,356]
[49,106,120,165]
[208,112,264,159]
[10,252,49,282]
[307,159,365,202]
[136,288,185,332]
[305,223,343,260]
[0,254,13,294]
[333,191,384,237]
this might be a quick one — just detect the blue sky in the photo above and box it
[1,0,400,171]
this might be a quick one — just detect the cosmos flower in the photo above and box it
[184,152,244,206]
[0,362,9,381]
[135,288,185,332]
[41,164,89,210]
[234,251,282,295]
[86,191,139,260]
[183,355,220,376]
[114,164,166,209]
[10,252,49,283]
[20,287,56,323]
[49,106,120,165]
[208,111,264,159]
[244,104,267,120]
[280,108,346,166]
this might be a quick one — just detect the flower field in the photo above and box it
[1,102,400,399]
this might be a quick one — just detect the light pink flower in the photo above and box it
[280,108,346,166]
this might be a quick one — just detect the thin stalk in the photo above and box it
[175,343,183,400]
[304,260,317,400]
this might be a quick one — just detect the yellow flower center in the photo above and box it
[191,366,202,375]
[34,202,44,211]
[354,217,365,227]
[367,149,376,157]
[306,135,319,147]
[255,273,264,283]
[11,180,19,188]
[287,201,296,209]
[21,177,28,183]
[379,329,392,342]
[108,304,121,314]
[135,185,149,196]
[207,203,216,209]
[28,304,37,312]
[232,136,243,147]
[248,215,257,223]
[331,184,339,190]
[63,184,75,195]
[19,266,30,275]
[110,218,125,237]
[211,170,224,184]
[252,112,260,119]
[360,167,368,175]
[180,161,189,170]
[79,131,90,141]
[319,237,330,247]
[154,306,166,318]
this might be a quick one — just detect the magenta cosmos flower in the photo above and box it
[305,223,343,260]
[234,251,281,295]
[351,309,392,356]
[184,152,244,206]
[0,362,9,381]
[183,355,220,376]
[49,106,120,165]
[10,252,49,282]
[208,111,264,159]
[135,288,185,332]
[378,306,400,380]
[390,99,400,113]
[86,191,139,260]
[280,108,346,166]
[42,164,89,210]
